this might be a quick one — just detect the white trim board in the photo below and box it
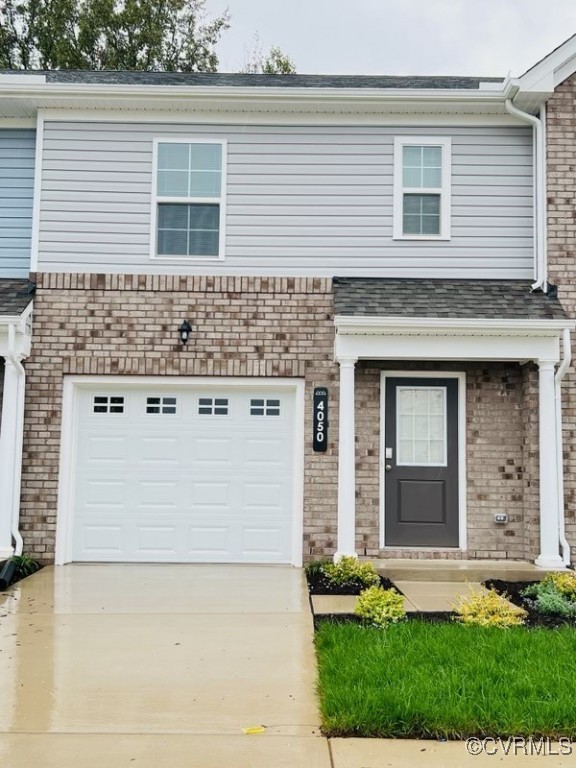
[30,110,44,273]
[56,375,305,567]
[379,371,467,551]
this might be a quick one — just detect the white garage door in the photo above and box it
[70,384,296,563]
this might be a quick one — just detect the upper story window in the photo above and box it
[152,139,226,260]
[393,137,451,241]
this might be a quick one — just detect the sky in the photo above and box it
[204,0,576,77]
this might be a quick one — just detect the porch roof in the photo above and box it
[0,279,35,318]
[333,278,568,321]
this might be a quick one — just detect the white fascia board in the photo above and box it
[335,331,561,364]
[334,315,576,336]
[0,82,514,119]
[516,34,576,93]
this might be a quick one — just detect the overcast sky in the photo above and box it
[205,0,576,76]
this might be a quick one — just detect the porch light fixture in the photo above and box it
[178,319,192,344]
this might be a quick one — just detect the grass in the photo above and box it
[315,620,576,739]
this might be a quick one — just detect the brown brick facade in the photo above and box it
[21,272,541,562]
[546,73,576,555]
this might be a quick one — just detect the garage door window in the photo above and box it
[93,396,125,414]
[198,397,229,415]
[146,396,177,415]
[250,399,281,416]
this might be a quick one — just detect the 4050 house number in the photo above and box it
[313,388,329,452]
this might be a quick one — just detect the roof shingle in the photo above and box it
[0,279,35,316]
[1,70,504,90]
[333,278,568,321]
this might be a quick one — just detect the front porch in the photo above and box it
[332,278,575,568]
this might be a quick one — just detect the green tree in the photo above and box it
[241,34,295,75]
[0,0,230,71]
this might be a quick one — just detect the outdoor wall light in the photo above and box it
[178,319,192,344]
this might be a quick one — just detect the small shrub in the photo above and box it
[454,587,526,628]
[11,554,40,580]
[323,556,380,589]
[542,571,576,599]
[521,577,576,618]
[355,586,406,627]
[305,560,329,579]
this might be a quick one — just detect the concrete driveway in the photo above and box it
[0,564,329,767]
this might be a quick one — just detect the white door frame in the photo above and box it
[380,371,467,551]
[56,375,305,566]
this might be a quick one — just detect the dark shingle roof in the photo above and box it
[1,70,504,90]
[0,279,35,316]
[333,278,568,321]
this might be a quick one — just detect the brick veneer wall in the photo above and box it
[546,75,576,556]
[21,272,536,562]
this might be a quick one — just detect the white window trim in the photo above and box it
[150,137,227,263]
[395,385,448,467]
[393,136,451,241]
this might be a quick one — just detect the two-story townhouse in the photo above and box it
[1,55,575,569]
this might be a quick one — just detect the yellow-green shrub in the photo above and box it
[453,587,526,628]
[542,571,576,599]
[323,556,380,589]
[355,586,406,627]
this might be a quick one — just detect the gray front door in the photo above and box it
[384,377,459,547]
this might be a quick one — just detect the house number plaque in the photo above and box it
[313,388,329,452]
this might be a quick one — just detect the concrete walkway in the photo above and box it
[0,564,328,767]
[0,565,570,767]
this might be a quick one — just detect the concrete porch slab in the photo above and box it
[373,559,549,583]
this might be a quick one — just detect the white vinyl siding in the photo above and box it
[38,121,534,279]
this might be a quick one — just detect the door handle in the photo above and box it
[385,464,392,472]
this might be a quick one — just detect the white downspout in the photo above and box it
[504,99,547,292]
[6,323,25,556]
[556,327,571,566]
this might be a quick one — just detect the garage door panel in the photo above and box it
[71,385,297,563]
[242,527,286,557]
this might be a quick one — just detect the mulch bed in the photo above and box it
[306,571,399,595]
[486,579,576,628]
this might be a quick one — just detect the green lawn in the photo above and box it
[315,620,576,739]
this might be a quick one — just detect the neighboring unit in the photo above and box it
[2,41,576,567]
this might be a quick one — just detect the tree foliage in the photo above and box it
[241,33,295,75]
[0,0,230,71]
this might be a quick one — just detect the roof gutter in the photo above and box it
[504,98,547,293]
[334,316,575,333]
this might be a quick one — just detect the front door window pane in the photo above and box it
[397,386,447,465]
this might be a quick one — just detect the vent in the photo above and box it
[146,396,177,415]
[250,398,280,416]
[198,397,229,416]
[93,396,125,414]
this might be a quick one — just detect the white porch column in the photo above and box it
[0,358,20,558]
[336,357,357,559]
[535,359,563,568]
